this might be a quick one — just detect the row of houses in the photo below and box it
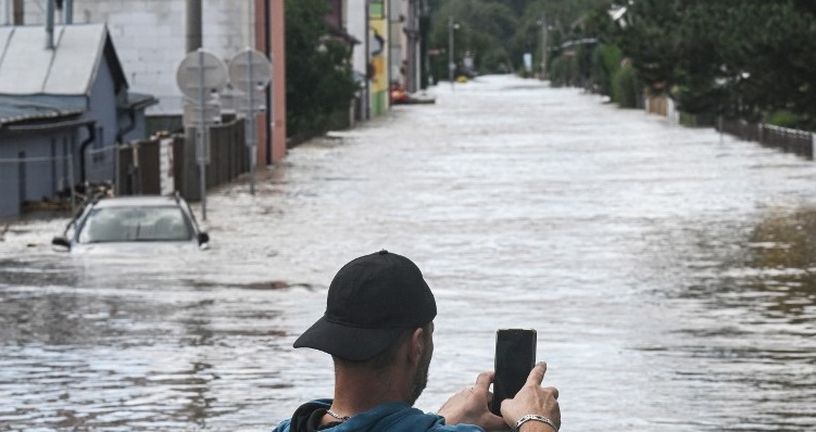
[327,0,429,120]
[0,0,430,218]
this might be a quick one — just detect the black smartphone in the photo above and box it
[490,329,537,416]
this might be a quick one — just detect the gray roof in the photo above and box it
[120,92,160,110]
[0,24,128,96]
[0,95,84,127]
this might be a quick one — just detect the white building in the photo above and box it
[17,0,255,114]
[388,0,422,92]
[347,0,369,119]
[13,0,288,164]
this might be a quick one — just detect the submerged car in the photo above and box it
[52,195,210,252]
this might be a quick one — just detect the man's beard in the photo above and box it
[407,344,432,405]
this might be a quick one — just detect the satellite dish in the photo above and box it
[176,50,229,100]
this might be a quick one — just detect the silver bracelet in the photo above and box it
[514,414,558,432]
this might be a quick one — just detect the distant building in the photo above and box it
[389,0,426,93]
[368,0,390,115]
[346,0,370,120]
[325,0,361,125]
[0,24,157,218]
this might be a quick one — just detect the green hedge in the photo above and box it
[612,64,639,108]
[591,44,622,97]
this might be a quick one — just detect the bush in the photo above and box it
[591,44,622,96]
[549,55,578,87]
[767,110,802,129]
[612,63,639,108]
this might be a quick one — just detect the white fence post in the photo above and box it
[812,133,816,159]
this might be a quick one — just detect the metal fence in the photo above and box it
[717,118,815,160]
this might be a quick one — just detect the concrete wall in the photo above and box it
[0,129,78,218]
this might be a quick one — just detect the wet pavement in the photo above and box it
[1,75,815,431]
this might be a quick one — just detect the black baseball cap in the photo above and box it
[293,250,437,361]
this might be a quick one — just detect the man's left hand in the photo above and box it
[438,371,507,431]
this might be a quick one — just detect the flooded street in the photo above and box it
[1,75,815,431]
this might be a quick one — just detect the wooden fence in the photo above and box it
[717,118,815,160]
[117,118,248,200]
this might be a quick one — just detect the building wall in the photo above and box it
[25,0,286,166]
[326,0,343,28]
[347,0,367,76]
[256,0,286,164]
[347,0,368,119]
[388,0,420,92]
[80,54,119,183]
[406,0,422,92]
[0,129,78,218]
[369,0,389,116]
[0,0,10,26]
[389,0,405,85]
[23,0,253,115]
[121,110,148,144]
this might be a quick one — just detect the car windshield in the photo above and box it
[78,206,193,243]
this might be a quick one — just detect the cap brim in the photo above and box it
[293,316,406,361]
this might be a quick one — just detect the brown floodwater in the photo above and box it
[1,76,815,431]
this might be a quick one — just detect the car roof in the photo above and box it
[92,196,182,209]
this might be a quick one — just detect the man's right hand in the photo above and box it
[499,362,560,431]
[438,371,506,431]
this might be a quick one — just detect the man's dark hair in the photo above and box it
[334,322,432,371]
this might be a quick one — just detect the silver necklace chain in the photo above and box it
[326,409,350,422]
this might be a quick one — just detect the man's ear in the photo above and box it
[407,327,425,365]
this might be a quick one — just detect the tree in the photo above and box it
[614,0,816,127]
[285,0,357,137]
[428,0,608,76]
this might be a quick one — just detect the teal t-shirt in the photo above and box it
[272,399,485,432]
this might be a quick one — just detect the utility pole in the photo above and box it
[186,0,204,218]
[64,0,73,24]
[12,0,23,25]
[539,14,549,80]
[45,0,55,49]
[185,0,202,53]
[448,17,456,90]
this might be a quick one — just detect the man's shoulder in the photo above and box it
[272,418,291,432]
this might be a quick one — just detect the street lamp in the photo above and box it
[448,17,460,89]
